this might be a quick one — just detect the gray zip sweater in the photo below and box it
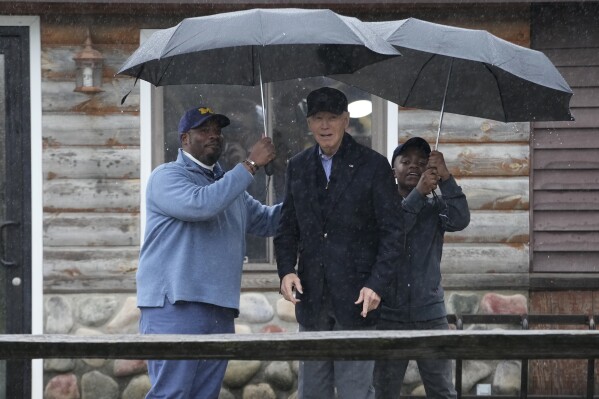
[381,175,470,322]
[137,149,281,313]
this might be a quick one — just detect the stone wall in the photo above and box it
[42,291,528,399]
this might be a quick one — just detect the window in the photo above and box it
[147,77,382,264]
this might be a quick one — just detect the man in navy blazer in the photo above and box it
[275,87,403,399]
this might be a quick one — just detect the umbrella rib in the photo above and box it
[155,57,174,86]
[482,63,508,122]
[252,46,258,87]
[162,21,207,57]
[120,63,145,105]
[403,52,437,106]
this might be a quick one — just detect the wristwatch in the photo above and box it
[245,159,259,169]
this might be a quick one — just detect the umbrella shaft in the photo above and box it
[436,58,454,150]
[259,65,267,137]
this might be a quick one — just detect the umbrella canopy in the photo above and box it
[117,8,400,87]
[332,17,574,124]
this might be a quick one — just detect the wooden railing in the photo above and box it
[448,314,597,399]
[0,314,597,398]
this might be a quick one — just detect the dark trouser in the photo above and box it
[298,295,376,399]
[139,301,236,399]
[373,317,457,399]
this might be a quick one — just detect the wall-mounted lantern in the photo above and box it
[73,30,104,93]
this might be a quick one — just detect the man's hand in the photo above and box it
[280,273,303,305]
[355,287,381,318]
[416,168,439,196]
[247,137,276,167]
[427,150,450,181]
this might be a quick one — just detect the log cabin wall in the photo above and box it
[37,9,192,293]
[33,2,535,297]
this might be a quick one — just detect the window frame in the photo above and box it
[138,29,399,271]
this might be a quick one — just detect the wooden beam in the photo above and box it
[44,148,140,180]
[533,148,599,170]
[532,252,599,273]
[43,213,139,247]
[533,169,599,190]
[43,113,140,147]
[44,179,140,212]
[530,273,599,290]
[448,210,529,244]
[534,210,599,231]
[397,109,530,144]
[457,177,529,210]
[1,331,598,361]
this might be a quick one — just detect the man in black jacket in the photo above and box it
[374,137,470,399]
[275,87,403,399]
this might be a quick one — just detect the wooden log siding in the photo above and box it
[43,204,526,246]
[45,179,139,212]
[448,211,528,244]
[456,177,529,210]
[388,142,531,177]
[38,11,532,293]
[41,182,530,291]
[44,247,139,282]
[41,30,142,292]
[42,81,140,114]
[397,109,530,143]
[44,147,139,180]
[531,3,599,273]
[1,330,598,361]
[45,243,531,293]
[43,114,140,147]
[43,213,139,247]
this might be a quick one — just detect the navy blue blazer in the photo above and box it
[275,133,403,328]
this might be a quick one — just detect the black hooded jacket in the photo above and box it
[381,175,470,322]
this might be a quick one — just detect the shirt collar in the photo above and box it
[182,150,214,171]
[318,146,336,161]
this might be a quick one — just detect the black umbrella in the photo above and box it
[331,18,574,149]
[118,8,399,87]
[118,8,400,173]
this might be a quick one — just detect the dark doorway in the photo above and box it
[0,26,32,399]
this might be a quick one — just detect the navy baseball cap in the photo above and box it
[178,106,230,140]
[306,87,348,117]
[391,137,432,165]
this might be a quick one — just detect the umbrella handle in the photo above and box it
[435,58,454,151]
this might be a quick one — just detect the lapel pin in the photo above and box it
[349,164,354,168]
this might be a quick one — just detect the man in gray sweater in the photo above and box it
[374,137,470,399]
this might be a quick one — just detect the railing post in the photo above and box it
[521,315,529,399]
[456,316,463,399]
[588,315,595,399]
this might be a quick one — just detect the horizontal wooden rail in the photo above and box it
[1,330,599,361]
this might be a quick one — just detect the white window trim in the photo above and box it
[139,29,157,246]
